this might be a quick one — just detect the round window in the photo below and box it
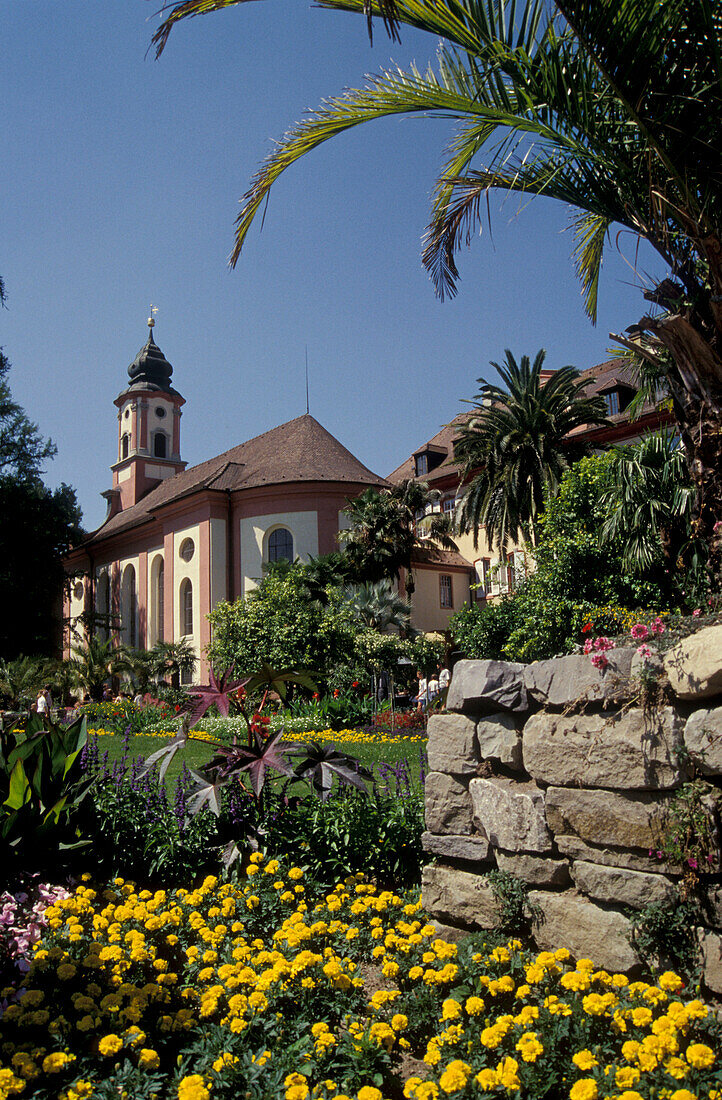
[179,538,195,563]
[73,581,84,600]
[155,406,166,419]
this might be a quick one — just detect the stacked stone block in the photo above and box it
[421,624,722,990]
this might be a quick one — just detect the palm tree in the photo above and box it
[152,639,197,689]
[455,350,608,551]
[341,480,456,592]
[67,637,130,702]
[600,432,697,579]
[153,0,722,558]
[0,656,44,710]
[344,579,414,633]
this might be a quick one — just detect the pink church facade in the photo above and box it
[63,324,386,681]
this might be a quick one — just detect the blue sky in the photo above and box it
[4,1,664,530]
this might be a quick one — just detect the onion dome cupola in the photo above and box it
[126,316,179,395]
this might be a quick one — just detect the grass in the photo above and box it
[88,722,428,789]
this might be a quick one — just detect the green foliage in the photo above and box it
[0,349,84,659]
[631,899,701,980]
[0,656,45,710]
[268,785,425,890]
[486,870,540,938]
[206,564,358,687]
[657,780,719,874]
[0,712,94,869]
[341,479,455,586]
[92,770,221,884]
[450,455,672,662]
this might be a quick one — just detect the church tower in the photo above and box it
[109,314,187,512]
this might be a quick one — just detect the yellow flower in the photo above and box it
[631,1006,653,1027]
[438,1060,471,1094]
[441,998,462,1021]
[572,1051,598,1072]
[474,1069,498,1092]
[98,1034,123,1057]
[415,1085,439,1100]
[357,1089,383,1100]
[615,1067,640,1089]
[138,1048,160,1069]
[669,1091,697,1100]
[516,1032,543,1063]
[177,1075,211,1100]
[569,1081,598,1100]
[658,971,684,992]
[288,868,304,881]
[686,1043,714,1069]
[42,1052,76,1073]
[391,1014,408,1031]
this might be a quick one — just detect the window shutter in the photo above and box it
[490,559,502,596]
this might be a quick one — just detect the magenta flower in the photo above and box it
[590,653,609,671]
[651,617,666,635]
[636,644,652,659]
[583,639,594,654]
[630,623,649,640]
[687,857,698,870]
[692,608,701,617]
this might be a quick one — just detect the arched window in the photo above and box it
[180,578,193,637]
[96,572,110,640]
[157,559,164,642]
[121,564,137,648]
[153,432,167,458]
[268,527,294,563]
[150,556,164,644]
[121,433,130,460]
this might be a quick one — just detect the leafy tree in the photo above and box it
[451,454,671,662]
[455,349,607,551]
[206,564,358,686]
[341,479,455,593]
[0,350,83,659]
[154,0,722,556]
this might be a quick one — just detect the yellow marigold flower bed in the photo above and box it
[0,859,720,1100]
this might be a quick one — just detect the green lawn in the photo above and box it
[89,724,428,790]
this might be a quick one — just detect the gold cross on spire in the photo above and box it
[147,304,158,330]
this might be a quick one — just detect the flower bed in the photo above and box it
[0,855,720,1100]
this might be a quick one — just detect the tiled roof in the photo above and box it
[412,546,474,569]
[388,359,668,481]
[82,415,386,546]
[387,413,471,485]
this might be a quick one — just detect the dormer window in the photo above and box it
[605,390,620,416]
[413,444,447,477]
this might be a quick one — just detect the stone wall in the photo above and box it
[421,624,722,991]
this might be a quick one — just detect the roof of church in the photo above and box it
[84,414,387,545]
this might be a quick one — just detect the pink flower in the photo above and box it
[593,636,615,652]
[630,623,649,640]
[651,617,666,635]
[692,608,701,617]
[590,653,609,671]
[583,639,594,655]
[687,857,698,870]
[636,644,652,659]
